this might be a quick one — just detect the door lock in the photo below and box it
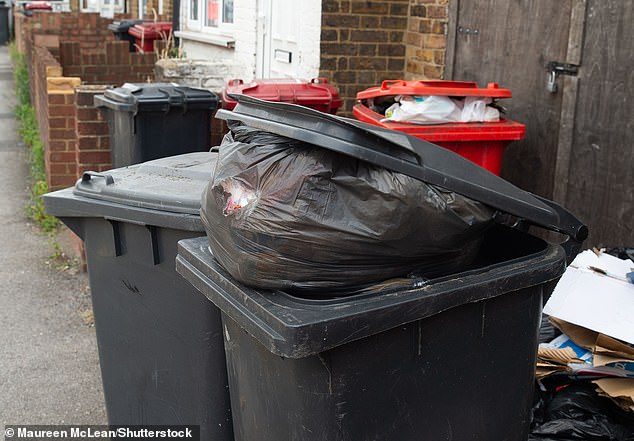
[546,61,579,93]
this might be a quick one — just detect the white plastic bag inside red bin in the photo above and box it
[383,95,499,124]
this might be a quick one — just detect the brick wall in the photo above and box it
[15,11,119,54]
[31,46,61,152]
[319,0,409,114]
[75,86,112,176]
[23,13,158,191]
[405,0,449,79]
[29,46,79,191]
[45,77,82,190]
[60,40,157,85]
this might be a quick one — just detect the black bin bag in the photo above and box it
[203,95,588,293]
[201,124,495,292]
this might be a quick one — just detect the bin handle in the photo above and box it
[170,87,188,114]
[81,172,115,186]
[494,195,588,263]
[310,78,329,84]
[529,195,588,262]
[380,80,408,90]
[415,80,478,89]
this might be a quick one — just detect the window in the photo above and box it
[190,0,198,21]
[81,0,124,14]
[188,0,233,31]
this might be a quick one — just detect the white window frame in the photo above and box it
[186,0,234,34]
[81,0,124,14]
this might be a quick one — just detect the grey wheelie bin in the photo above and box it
[95,83,218,168]
[43,152,233,441]
[175,96,588,441]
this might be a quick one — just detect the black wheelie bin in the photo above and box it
[43,152,233,441]
[175,96,588,441]
[95,83,218,168]
[107,19,147,52]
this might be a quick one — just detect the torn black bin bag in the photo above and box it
[206,95,588,293]
[201,124,495,292]
[530,381,634,441]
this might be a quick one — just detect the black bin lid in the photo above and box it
[95,83,219,113]
[215,95,588,252]
[44,152,217,232]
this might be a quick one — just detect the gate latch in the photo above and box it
[546,61,579,93]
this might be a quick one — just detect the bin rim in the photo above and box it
[352,103,526,142]
[215,95,587,247]
[176,231,566,358]
[95,83,219,113]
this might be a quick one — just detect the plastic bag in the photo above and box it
[383,95,500,124]
[530,381,634,440]
[201,124,495,294]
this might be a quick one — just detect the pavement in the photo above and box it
[0,45,107,425]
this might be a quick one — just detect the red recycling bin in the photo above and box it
[221,78,342,114]
[128,22,172,53]
[353,80,525,175]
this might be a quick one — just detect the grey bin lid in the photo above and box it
[95,83,219,113]
[74,151,215,215]
[43,152,217,235]
[216,95,588,252]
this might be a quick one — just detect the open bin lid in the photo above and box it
[221,78,342,112]
[44,152,217,232]
[356,80,513,100]
[215,95,587,254]
[95,83,218,113]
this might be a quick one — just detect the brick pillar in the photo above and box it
[75,85,112,176]
[46,77,82,191]
[405,0,449,79]
[320,0,409,114]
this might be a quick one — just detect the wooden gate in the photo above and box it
[446,0,633,246]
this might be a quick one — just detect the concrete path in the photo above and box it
[0,45,107,425]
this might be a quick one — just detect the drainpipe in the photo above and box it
[172,0,180,46]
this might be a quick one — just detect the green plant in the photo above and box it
[10,44,59,234]
[46,238,80,273]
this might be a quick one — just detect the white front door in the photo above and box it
[258,0,301,78]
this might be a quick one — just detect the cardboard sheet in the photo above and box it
[543,250,634,344]
[592,378,634,412]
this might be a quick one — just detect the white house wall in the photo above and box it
[178,0,321,82]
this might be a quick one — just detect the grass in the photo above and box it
[9,43,59,234]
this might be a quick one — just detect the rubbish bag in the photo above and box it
[530,381,634,441]
[383,95,500,124]
[200,124,495,294]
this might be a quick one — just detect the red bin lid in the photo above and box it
[129,22,173,39]
[356,80,512,100]
[222,78,342,112]
[24,1,52,9]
